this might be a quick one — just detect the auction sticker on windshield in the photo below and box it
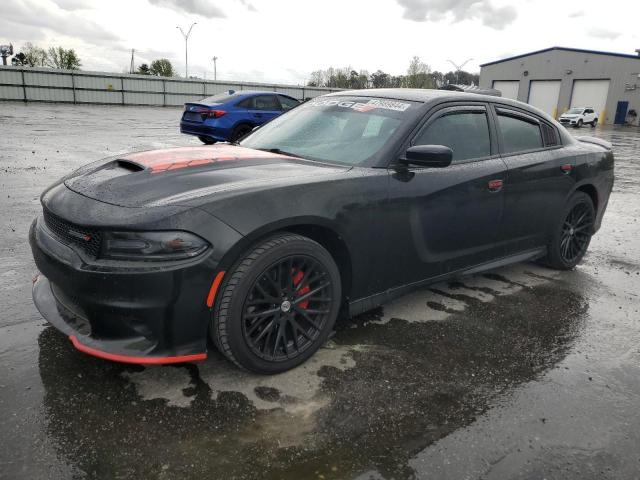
[309,98,412,112]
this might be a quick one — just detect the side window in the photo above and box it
[278,95,299,111]
[497,113,543,154]
[253,95,280,111]
[414,111,491,162]
[541,122,559,147]
[236,97,253,108]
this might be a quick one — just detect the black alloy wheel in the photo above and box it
[211,234,341,373]
[242,255,332,362]
[559,202,594,264]
[543,191,595,270]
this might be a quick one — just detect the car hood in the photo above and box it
[63,145,348,208]
[561,114,579,118]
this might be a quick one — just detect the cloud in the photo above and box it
[3,0,120,44]
[50,0,90,10]
[588,27,621,40]
[148,0,226,18]
[396,0,517,29]
[238,0,257,12]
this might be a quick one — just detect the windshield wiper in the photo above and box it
[257,148,302,158]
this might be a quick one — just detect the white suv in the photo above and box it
[559,107,598,128]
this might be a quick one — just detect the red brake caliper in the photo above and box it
[292,269,310,309]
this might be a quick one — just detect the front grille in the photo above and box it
[43,209,102,258]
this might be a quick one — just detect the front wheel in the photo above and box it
[543,192,595,270]
[211,234,342,374]
[198,136,216,145]
[575,119,583,128]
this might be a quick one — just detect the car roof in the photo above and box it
[234,90,291,97]
[323,88,568,138]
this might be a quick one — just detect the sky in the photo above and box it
[2,0,640,85]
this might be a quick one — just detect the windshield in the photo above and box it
[240,96,419,166]
[566,108,583,114]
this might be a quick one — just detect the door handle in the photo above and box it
[560,164,572,174]
[488,179,503,192]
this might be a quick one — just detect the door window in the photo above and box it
[278,95,299,111]
[497,113,543,154]
[414,111,491,162]
[252,95,281,111]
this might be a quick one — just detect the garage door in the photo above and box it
[528,80,561,117]
[493,81,519,100]
[571,80,610,118]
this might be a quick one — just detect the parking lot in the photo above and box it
[1,103,639,480]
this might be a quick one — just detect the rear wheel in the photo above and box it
[591,118,598,128]
[230,124,252,143]
[198,136,216,145]
[211,234,341,374]
[543,192,595,270]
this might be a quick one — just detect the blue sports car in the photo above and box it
[180,90,300,144]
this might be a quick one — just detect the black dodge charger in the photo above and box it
[30,89,614,373]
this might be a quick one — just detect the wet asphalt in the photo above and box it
[1,103,639,480]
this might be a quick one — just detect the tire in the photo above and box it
[591,118,598,128]
[198,136,215,145]
[211,233,342,374]
[575,119,583,128]
[543,192,595,270]
[230,124,252,143]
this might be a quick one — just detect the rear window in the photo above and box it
[199,93,237,104]
[497,112,543,154]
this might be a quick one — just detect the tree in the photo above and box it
[46,46,81,70]
[405,56,434,89]
[137,63,151,75]
[149,59,174,77]
[370,70,390,88]
[19,43,48,67]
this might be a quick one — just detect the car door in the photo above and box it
[492,105,574,254]
[383,103,508,289]
[248,94,282,125]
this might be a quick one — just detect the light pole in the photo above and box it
[447,58,473,85]
[212,56,218,81]
[176,22,197,77]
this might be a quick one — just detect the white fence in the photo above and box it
[0,66,341,106]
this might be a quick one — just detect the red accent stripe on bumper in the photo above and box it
[69,336,207,365]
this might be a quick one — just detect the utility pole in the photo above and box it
[129,49,135,74]
[212,56,218,81]
[447,58,473,85]
[176,22,197,78]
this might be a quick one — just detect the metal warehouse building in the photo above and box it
[479,47,640,125]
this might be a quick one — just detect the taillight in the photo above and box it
[206,110,226,119]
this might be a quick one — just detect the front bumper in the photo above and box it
[559,118,579,126]
[29,216,218,364]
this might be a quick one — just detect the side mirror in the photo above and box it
[400,145,453,168]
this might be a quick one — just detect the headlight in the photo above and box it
[101,231,209,261]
